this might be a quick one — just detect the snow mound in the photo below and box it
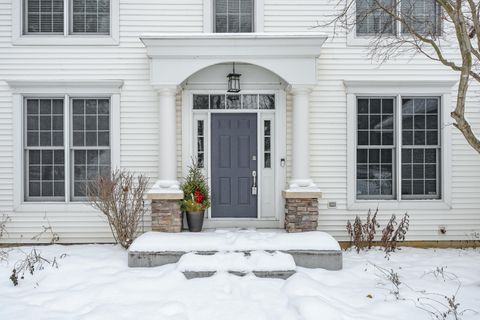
[129,230,341,252]
[176,251,296,272]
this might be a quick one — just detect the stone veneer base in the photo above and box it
[284,198,319,232]
[151,199,182,233]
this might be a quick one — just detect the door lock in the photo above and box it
[252,171,257,195]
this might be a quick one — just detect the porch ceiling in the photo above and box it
[140,32,328,88]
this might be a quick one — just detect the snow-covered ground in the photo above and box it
[0,245,479,320]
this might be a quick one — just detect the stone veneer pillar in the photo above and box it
[145,86,184,232]
[283,86,322,233]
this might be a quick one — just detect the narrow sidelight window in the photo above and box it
[356,98,395,199]
[215,0,254,33]
[197,120,205,168]
[25,0,65,34]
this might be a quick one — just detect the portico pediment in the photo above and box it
[140,33,328,87]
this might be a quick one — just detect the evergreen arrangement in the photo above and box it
[180,159,210,212]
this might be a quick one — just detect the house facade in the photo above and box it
[0,0,479,244]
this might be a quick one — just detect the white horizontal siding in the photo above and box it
[0,0,478,243]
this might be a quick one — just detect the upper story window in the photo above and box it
[23,0,111,35]
[214,0,254,33]
[356,0,441,37]
[356,0,395,36]
[401,0,441,35]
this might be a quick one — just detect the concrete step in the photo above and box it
[176,251,296,279]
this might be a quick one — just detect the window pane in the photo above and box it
[72,0,110,34]
[26,0,64,34]
[402,98,439,147]
[73,149,110,198]
[215,0,254,33]
[401,0,441,35]
[226,95,241,109]
[356,0,395,36]
[259,95,275,109]
[26,99,64,147]
[243,94,257,109]
[193,95,209,110]
[27,150,65,200]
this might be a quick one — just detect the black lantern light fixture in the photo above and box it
[227,62,241,93]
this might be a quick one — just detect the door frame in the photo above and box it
[181,89,287,228]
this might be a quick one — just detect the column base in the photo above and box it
[282,189,322,233]
[146,181,184,233]
[288,179,317,189]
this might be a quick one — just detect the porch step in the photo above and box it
[128,230,343,270]
[177,251,296,280]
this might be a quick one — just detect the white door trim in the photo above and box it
[181,90,286,228]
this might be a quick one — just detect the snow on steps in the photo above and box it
[128,230,343,272]
[177,251,297,279]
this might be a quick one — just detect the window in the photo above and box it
[401,97,440,199]
[264,120,271,168]
[71,0,110,34]
[193,94,275,110]
[215,0,254,33]
[356,0,395,36]
[25,0,64,34]
[355,0,441,37]
[356,98,395,199]
[24,97,111,202]
[71,99,111,198]
[401,0,441,35]
[23,0,111,35]
[25,99,65,200]
[197,120,205,168]
[356,96,441,200]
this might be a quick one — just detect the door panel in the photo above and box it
[211,113,257,218]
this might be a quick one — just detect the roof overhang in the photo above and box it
[140,32,328,87]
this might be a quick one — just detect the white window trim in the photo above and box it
[9,80,123,212]
[345,80,455,210]
[346,1,451,47]
[12,0,120,46]
[203,0,264,33]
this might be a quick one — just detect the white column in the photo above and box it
[289,86,317,189]
[155,87,179,189]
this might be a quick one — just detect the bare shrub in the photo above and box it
[31,213,59,244]
[346,208,379,253]
[381,213,410,254]
[86,169,149,249]
[416,288,476,320]
[373,264,402,299]
[0,214,11,239]
[10,249,67,286]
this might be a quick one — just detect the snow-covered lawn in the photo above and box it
[0,245,479,320]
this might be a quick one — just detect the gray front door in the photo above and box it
[211,113,257,218]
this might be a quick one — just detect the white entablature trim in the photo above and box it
[140,32,328,87]
[7,80,124,94]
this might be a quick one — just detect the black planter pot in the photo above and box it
[186,211,205,232]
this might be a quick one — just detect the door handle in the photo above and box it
[252,171,257,195]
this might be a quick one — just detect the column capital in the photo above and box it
[287,85,313,95]
[154,85,179,96]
